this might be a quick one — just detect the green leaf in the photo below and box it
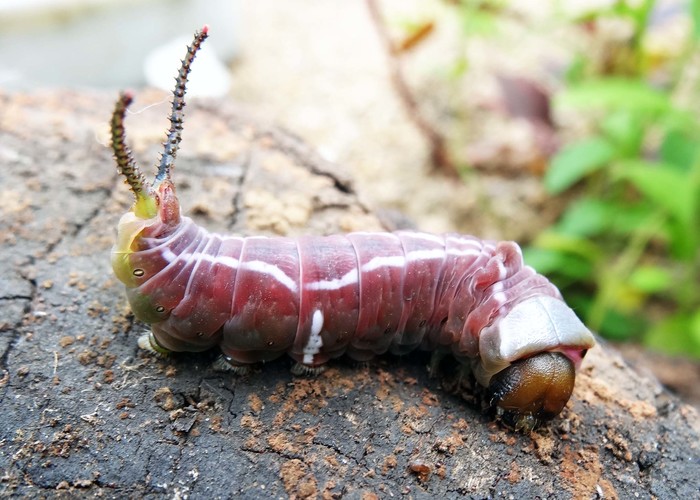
[458,3,503,36]
[660,129,698,172]
[532,231,602,262]
[663,218,699,261]
[556,198,617,237]
[692,0,700,40]
[657,106,697,133]
[692,310,700,346]
[609,202,656,236]
[556,78,671,114]
[617,0,654,40]
[545,137,615,194]
[564,54,587,84]
[521,247,562,275]
[599,308,646,341]
[522,247,593,280]
[645,314,700,357]
[628,265,673,293]
[600,111,644,157]
[614,160,694,227]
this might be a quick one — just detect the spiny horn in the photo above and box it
[155,25,209,183]
[111,91,148,197]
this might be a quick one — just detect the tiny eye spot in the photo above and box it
[267,341,274,347]
[155,305,165,313]
[133,269,144,277]
[440,317,448,326]
[384,327,392,335]
[418,320,427,328]
[197,332,204,338]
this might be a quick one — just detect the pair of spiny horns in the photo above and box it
[110,25,209,198]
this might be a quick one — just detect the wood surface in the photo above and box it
[1,90,698,498]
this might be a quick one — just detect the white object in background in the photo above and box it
[144,34,232,98]
[0,0,238,90]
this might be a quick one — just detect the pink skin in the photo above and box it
[561,346,588,369]
[111,25,595,429]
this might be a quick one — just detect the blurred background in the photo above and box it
[2,0,698,404]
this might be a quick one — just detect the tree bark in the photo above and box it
[1,90,698,498]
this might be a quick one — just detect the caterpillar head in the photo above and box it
[109,26,209,225]
[476,296,595,430]
[110,27,207,287]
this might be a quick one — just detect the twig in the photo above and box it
[366,0,458,178]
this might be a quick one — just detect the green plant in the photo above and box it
[525,1,700,355]
[379,0,699,355]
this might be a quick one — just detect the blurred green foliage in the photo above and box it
[397,0,700,355]
[519,0,700,356]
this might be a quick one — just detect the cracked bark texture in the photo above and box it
[1,90,699,499]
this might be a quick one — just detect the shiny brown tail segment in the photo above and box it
[487,352,576,431]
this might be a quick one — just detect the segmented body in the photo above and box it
[114,212,581,382]
[109,26,595,428]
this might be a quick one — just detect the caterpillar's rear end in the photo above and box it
[109,26,594,431]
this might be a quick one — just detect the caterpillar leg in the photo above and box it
[429,353,476,396]
[348,360,371,371]
[212,354,252,376]
[290,362,327,376]
[137,331,172,356]
[428,350,449,378]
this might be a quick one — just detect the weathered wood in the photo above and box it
[0,90,698,498]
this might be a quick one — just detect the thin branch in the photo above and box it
[366,0,458,178]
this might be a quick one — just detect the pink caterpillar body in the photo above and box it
[110,27,594,429]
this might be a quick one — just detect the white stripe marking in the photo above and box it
[361,255,405,272]
[217,255,241,269]
[159,250,297,292]
[162,248,177,263]
[406,249,445,261]
[305,268,359,291]
[241,260,298,292]
[303,310,324,364]
[399,232,444,244]
[446,248,481,257]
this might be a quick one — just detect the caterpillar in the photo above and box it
[110,26,594,430]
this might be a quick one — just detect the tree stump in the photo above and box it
[1,90,698,498]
